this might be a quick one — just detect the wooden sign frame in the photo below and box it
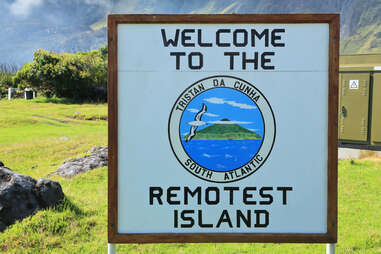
[108,14,339,244]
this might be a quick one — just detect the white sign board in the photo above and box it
[108,14,338,244]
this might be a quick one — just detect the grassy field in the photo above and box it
[0,99,381,253]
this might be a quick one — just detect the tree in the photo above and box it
[13,47,107,101]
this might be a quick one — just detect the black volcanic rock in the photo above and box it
[0,165,64,232]
[220,118,230,122]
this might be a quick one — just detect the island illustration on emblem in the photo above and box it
[179,87,264,172]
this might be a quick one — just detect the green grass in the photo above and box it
[1,99,381,253]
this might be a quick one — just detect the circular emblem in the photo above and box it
[169,76,276,183]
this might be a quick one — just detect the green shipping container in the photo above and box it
[339,54,381,150]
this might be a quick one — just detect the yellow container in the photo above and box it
[339,53,381,150]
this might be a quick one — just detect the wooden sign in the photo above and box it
[108,14,339,244]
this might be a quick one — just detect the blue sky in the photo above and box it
[179,88,264,139]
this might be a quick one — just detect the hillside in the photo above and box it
[183,119,262,140]
[95,0,381,55]
[1,0,381,65]
[0,0,109,65]
[340,0,381,54]
[341,25,381,54]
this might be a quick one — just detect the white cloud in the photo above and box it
[204,112,219,117]
[9,0,43,17]
[187,108,219,117]
[84,0,110,6]
[187,120,207,126]
[204,97,225,104]
[208,120,252,125]
[204,97,256,109]
[249,129,260,132]
[226,100,256,109]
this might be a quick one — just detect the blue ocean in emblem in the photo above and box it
[179,87,264,172]
[182,139,263,172]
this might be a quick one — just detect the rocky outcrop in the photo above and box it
[51,146,108,178]
[0,165,64,232]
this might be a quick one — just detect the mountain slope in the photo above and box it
[340,0,381,54]
[341,24,381,53]
[1,0,381,66]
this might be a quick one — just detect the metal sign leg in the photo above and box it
[108,243,116,254]
[326,243,335,254]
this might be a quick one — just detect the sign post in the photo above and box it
[108,243,115,254]
[108,14,339,248]
[327,243,335,254]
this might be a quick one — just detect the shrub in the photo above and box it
[13,47,107,101]
[0,72,17,99]
[0,73,14,86]
[0,86,7,98]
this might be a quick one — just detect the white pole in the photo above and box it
[326,243,335,254]
[108,243,116,254]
